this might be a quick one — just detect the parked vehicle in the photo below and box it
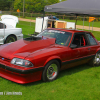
[0,28,100,84]
[0,15,23,44]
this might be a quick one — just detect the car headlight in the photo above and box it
[11,58,33,67]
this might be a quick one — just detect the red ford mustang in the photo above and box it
[0,28,100,84]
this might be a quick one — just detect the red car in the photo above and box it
[0,28,100,84]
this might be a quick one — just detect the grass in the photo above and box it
[17,21,35,38]
[1,65,100,100]
[24,17,36,20]
[0,21,100,100]
[61,19,100,28]
[89,31,100,40]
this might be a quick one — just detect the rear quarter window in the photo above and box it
[86,33,97,45]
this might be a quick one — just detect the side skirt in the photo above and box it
[61,55,95,70]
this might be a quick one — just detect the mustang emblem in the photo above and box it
[2,58,4,60]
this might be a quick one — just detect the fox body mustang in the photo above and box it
[0,28,100,84]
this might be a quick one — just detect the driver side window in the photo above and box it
[72,33,87,47]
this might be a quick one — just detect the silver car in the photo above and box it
[0,15,23,44]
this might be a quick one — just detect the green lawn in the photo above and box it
[61,19,100,28]
[88,31,100,41]
[1,65,100,100]
[17,21,36,38]
[0,21,100,100]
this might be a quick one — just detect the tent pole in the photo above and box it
[83,16,84,30]
[92,20,94,32]
[41,11,45,32]
[89,17,90,31]
[75,15,78,29]
[89,22,90,30]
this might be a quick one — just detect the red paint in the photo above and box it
[0,28,100,84]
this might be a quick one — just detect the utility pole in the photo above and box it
[23,0,25,17]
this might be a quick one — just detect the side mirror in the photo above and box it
[70,44,77,49]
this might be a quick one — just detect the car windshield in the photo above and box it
[37,29,72,46]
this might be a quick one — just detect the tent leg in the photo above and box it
[75,15,78,29]
[92,20,94,32]
[89,22,90,30]
[89,17,90,31]
[83,17,84,30]
[41,11,45,32]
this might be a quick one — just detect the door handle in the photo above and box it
[88,48,91,50]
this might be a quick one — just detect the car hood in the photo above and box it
[0,37,56,59]
[1,15,18,28]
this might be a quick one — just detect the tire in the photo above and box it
[5,35,16,43]
[42,60,60,82]
[88,51,100,66]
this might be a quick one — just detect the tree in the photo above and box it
[13,0,60,13]
[0,0,14,11]
[14,0,23,12]
[44,0,59,5]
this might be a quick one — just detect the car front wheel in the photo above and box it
[42,60,60,82]
[5,35,16,44]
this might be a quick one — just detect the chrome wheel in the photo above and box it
[47,64,58,80]
[94,53,100,65]
[42,60,60,82]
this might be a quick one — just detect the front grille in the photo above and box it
[0,56,11,62]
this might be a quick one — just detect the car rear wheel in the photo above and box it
[42,60,60,82]
[89,51,100,66]
[5,35,16,43]
[94,52,100,66]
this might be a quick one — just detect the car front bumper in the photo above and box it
[0,64,44,84]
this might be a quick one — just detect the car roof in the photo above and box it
[47,28,90,34]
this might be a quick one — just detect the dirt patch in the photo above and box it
[76,25,100,32]
[19,18,36,23]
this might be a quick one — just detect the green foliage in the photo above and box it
[0,0,12,11]
[14,0,23,12]
[24,0,43,13]
[13,0,60,13]
[0,0,61,13]
[44,0,59,4]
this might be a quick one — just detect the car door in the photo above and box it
[61,32,89,69]
[69,32,91,64]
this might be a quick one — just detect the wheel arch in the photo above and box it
[96,48,100,54]
[4,34,17,44]
[44,56,62,68]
